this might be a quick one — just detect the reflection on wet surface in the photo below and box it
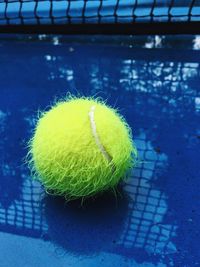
[118,133,177,256]
[0,35,200,266]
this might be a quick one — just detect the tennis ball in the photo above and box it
[28,97,137,200]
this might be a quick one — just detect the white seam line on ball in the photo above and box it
[89,105,113,164]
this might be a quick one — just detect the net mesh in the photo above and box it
[0,0,199,26]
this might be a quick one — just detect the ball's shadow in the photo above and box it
[44,186,129,255]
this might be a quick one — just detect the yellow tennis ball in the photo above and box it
[29,98,137,199]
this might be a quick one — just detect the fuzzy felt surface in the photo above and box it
[29,98,137,199]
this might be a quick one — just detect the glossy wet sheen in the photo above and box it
[0,35,199,267]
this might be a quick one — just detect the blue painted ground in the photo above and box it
[0,35,200,267]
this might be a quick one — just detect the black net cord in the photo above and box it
[0,22,200,35]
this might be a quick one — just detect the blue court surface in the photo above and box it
[0,35,200,267]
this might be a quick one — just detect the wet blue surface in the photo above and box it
[0,35,200,267]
